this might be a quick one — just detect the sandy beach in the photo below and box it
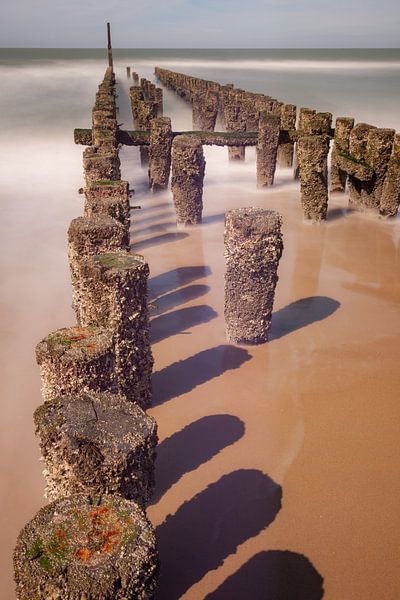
[1,50,400,599]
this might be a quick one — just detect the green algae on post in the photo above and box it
[93,251,144,270]
[14,495,158,599]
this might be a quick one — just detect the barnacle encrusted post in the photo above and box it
[224,208,283,344]
[34,392,157,504]
[14,494,158,599]
[68,215,129,317]
[35,326,116,401]
[83,146,120,185]
[297,134,330,222]
[84,180,130,233]
[148,117,172,191]
[192,90,219,132]
[256,113,281,187]
[75,251,153,409]
[171,135,206,225]
[380,133,400,217]
[277,103,296,167]
[330,117,355,192]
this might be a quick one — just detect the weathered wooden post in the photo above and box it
[154,87,164,116]
[192,90,219,132]
[107,22,113,70]
[83,146,121,185]
[347,123,377,209]
[256,113,281,187]
[364,127,395,210]
[294,108,316,179]
[224,208,283,344]
[74,251,153,409]
[148,117,172,191]
[171,135,206,224]
[219,83,234,127]
[35,326,117,402]
[68,215,129,317]
[224,90,247,161]
[34,391,157,504]
[298,107,317,133]
[297,134,330,222]
[126,66,131,78]
[330,117,355,192]
[84,180,130,233]
[277,104,297,167]
[380,133,400,217]
[14,495,158,599]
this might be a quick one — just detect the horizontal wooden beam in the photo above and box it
[74,128,300,147]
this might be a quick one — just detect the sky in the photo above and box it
[2,0,400,48]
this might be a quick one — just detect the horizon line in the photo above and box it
[1,46,400,50]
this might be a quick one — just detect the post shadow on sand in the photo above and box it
[205,551,324,600]
[201,212,225,225]
[156,469,282,600]
[150,414,245,504]
[132,210,175,227]
[326,206,354,221]
[150,284,211,316]
[149,265,211,299]
[131,231,188,251]
[133,221,177,237]
[269,296,340,341]
[151,304,218,344]
[152,344,251,406]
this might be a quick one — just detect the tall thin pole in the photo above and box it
[107,22,113,70]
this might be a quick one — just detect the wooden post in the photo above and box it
[14,495,158,600]
[256,113,280,187]
[224,208,283,344]
[107,22,113,70]
[34,392,157,504]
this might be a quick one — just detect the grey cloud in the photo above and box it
[2,0,399,47]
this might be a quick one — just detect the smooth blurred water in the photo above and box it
[2,48,400,134]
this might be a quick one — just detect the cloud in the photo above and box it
[1,0,400,47]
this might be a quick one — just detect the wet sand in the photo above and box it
[1,71,400,599]
[140,167,400,600]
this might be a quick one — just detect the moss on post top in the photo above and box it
[83,150,118,161]
[89,180,129,190]
[92,251,146,271]
[338,150,370,169]
[19,495,139,575]
[36,326,113,362]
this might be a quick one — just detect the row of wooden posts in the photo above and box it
[18,48,400,595]
[14,56,291,597]
[14,58,287,598]
[75,63,400,223]
[152,67,400,221]
[14,67,159,599]
[124,67,286,342]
